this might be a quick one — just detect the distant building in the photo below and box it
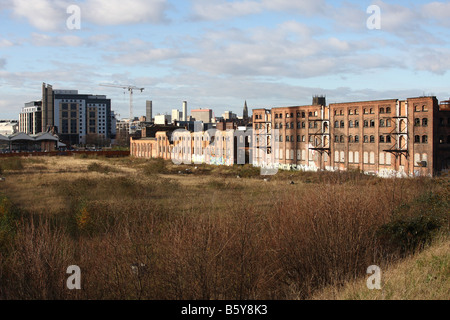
[19,101,42,135]
[172,109,183,123]
[146,101,153,122]
[155,114,172,125]
[0,120,19,135]
[222,111,237,121]
[40,83,114,145]
[191,109,213,123]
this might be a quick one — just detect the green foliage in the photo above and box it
[377,192,449,255]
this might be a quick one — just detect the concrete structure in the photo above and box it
[172,109,183,123]
[146,100,153,122]
[0,121,19,136]
[154,114,172,125]
[183,101,188,122]
[40,83,114,145]
[191,109,213,123]
[19,101,42,135]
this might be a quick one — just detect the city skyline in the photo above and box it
[1,0,450,119]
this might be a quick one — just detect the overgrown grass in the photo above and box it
[0,157,448,300]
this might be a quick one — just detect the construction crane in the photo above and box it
[99,84,145,134]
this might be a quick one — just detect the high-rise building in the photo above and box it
[191,109,213,123]
[146,100,153,122]
[40,83,113,145]
[19,101,42,135]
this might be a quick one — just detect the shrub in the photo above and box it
[377,192,449,255]
[143,158,167,175]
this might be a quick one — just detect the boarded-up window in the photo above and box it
[340,151,345,163]
[286,149,290,160]
[386,153,392,165]
[302,150,307,162]
[370,152,375,164]
[335,151,339,163]
[415,153,421,166]
[354,152,359,164]
[349,151,354,163]
[364,152,369,164]
[422,153,428,162]
[380,152,385,165]
[297,150,301,161]
[291,150,294,160]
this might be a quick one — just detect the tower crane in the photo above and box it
[99,84,145,134]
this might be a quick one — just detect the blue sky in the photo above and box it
[0,0,449,120]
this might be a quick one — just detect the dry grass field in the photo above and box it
[0,155,448,300]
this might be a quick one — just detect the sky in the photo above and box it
[0,0,450,120]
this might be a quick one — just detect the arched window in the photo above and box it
[380,119,385,127]
[386,119,391,127]
[380,107,385,114]
[386,107,391,113]
[340,120,345,128]
[340,135,344,143]
[370,120,375,127]
[422,118,428,127]
[370,136,375,143]
[364,120,369,127]
[386,135,391,143]
[355,135,360,143]
[415,135,420,143]
[335,121,339,128]
[422,135,428,144]
[415,118,421,126]
[380,135,385,143]
[349,120,354,128]
[355,120,359,128]
[349,135,353,143]
[364,135,369,143]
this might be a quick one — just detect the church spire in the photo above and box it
[243,100,249,120]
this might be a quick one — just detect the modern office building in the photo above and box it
[41,83,113,145]
[19,101,42,135]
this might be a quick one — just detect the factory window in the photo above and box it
[370,152,375,164]
[422,135,428,144]
[62,104,68,110]
[275,123,279,129]
[334,151,339,162]
[275,114,278,119]
[297,135,301,142]
[370,136,375,143]
[364,135,369,143]
[340,135,344,143]
[355,120,359,128]
[279,123,283,129]
[370,120,375,127]
[349,109,354,115]
[380,152,385,165]
[334,135,339,143]
[291,122,294,129]
[354,151,360,164]
[415,135,420,143]
[364,120,369,128]
[355,109,359,115]
[386,107,391,113]
[290,113,294,118]
[386,135,391,143]
[380,119,385,127]
[286,136,290,142]
[335,121,339,128]
[302,135,306,142]
[297,112,301,118]
[364,108,368,114]
[349,151,354,163]
[354,135,360,143]
[279,136,283,142]
[302,122,306,128]
[297,122,301,129]
[379,107,385,114]
[340,121,345,128]
[349,120,354,128]
[364,152,369,164]
[415,118,420,126]
[422,118,428,127]
[370,108,374,114]
[302,112,306,118]
[349,135,354,143]
[422,105,428,112]
[380,135,385,143]
[386,119,391,127]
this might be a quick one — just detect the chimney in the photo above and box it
[183,101,187,121]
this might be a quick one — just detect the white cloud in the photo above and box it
[31,33,84,47]
[0,58,6,69]
[8,0,169,31]
[11,0,69,32]
[422,1,450,27]
[414,48,450,75]
[0,39,14,48]
[83,0,169,25]
[190,0,328,21]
